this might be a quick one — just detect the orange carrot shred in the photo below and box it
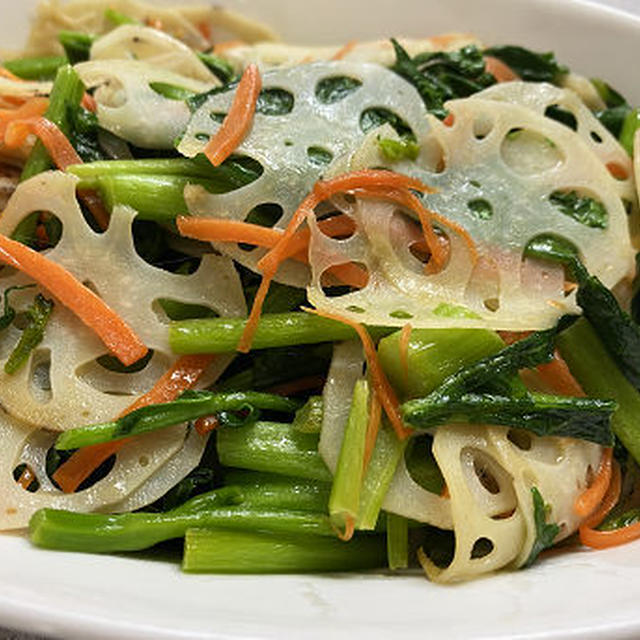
[204,63,261,167]
[194,414,219,436]
[0,98,48,139]
[81,93,97,113]
[579,461,629,549]
[537,351,585,397]
[17,465,35,491]
[306,306,411,440]
[53,354,215,493]
[0,232,147,366]
[606,162,628,181]
[335,514,355,541]
[5,117,82,169]
[213,40,245,55]
[239,169,445,352]
[574,447,613,517]
[442,113,455,127]
[363,392,382,470]
[331,40,357,61]
[484,56,521,82]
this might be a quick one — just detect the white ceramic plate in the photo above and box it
[2,0,640,638]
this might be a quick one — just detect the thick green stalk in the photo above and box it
[386,512,409,570]
[357,424,407,530]
[557,318,640,463]
[4,55,67,81]
[183,529,386,573]
[170,312,394,355]
[292,396,324,433]
[21,65,85,181]
[223,471,330,512]
[217,421,332,482]
[30,488,335,553]
[58,31,95,64]
[55,391,299,450]
[329,379,370,532]
[619,108,640,156]
[378,328,504,399]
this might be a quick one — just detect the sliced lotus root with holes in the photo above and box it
[0,171,245,430]
[75,59,214,149]
[90,25,218,83]
[0,407,204,529]
[421,424,601,583]
[477,81,639,243]
[306,97,635,329]
[179,61,431,287]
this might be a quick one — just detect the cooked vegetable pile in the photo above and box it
[1,0,640,583]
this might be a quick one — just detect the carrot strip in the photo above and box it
[335,514,355,542]
[77,188,110,231]
[442,113,455,127]
[240,169,443,352]
[194,414,219,436]
[574,447,613,517]
[362,393,382,470]
[578,461,631,549]
[5,117,82,169]
[484,56,520,82]
[204,63,261,167]
[17,465,35,490]
[81,93,97,113]
[331,40,357,61]
[0,98,48,139]
[537,351,585,397]
[53,354,215,493]
[0,68,23,82]
[0,233,147,365]
[306,307,411,440]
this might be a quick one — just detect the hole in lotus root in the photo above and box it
[471,537,494,559]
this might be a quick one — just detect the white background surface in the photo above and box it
[2,0,640,639]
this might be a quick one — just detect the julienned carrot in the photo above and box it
[331,40,357,61]
[306,306,411,440]
[53,354,215,493]
[4,117,82,169]
[204,63,261,167]
[537,351,585,397]
[0,98,48,138]
[81,93,97,113]
[335,514,355,542]
[363,393,382,470]
[0,233,147,366]
[213,40,245,55]
[579,461,630,549]
[176,215,365,287]
[574,447,613,517]
[194,414,219,436]
[238,170,443,352]
[483,56,520,82]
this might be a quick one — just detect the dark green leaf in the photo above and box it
[315,76,362,104]
[392,40,495,120]
[484,45,568,83]
[149,82,197,101]
[256,88,294,116]
[58,31,95,65]
[0,285,35,330]
[360,107,414,139]
[3,56,68,81]
[525,487,560,567]
[549,190,608,229]
[197,52,235,85]
[307,146,333,167]
[96,350,154,373]
[599,507,640,531]
[402,392,615,445]
[5,294,54,375]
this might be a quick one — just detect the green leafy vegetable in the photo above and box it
[3,55,68,81]
[149,82,197,101]
[592,78,632,139]
[484,45,568,83]
[197,52,235,85]
[58,31,95,64]
[599,507,640,531]
[292,396,324,433]
[377,137,420,161]
[549,190,608,229]
[104,7,138,25]
[360,107,415,139]
[5,294,54,375]
[256,88,294,115]
[95,350,154,373]
[402,392,615,445]
[619,108,640,156]
[0,285,35,331]
[525,487,560,567]
[315,76,362,104]
[55,391,300,450]
[391,39,495,119]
